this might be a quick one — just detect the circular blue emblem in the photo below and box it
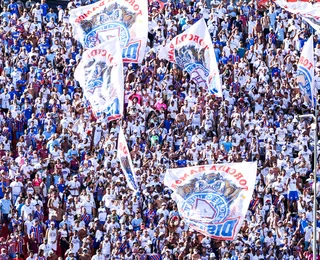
[85,21,130,48]
[181,192,229,224]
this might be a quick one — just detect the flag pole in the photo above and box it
[313,77,318,260]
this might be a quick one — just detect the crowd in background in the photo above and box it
[0,0,320,259]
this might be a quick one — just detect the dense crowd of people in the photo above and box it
[0,0,320,259]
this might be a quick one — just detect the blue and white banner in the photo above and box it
[164,162,257,240]
[118,127,139,192]
[158,18,222,97]
[69,0,148,63]
[296,36,315,107]
[74,38,124,121]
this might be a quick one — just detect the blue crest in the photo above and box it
[176,171,242,239]
[80,3,137,48]
[297,65,313,104]
[175,45,209,85]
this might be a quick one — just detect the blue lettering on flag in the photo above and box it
[122,42,140,61]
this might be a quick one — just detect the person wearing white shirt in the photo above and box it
[81,194,96,217]
[0,89,10,109]
[156,203,169,220]
[68,176,81,196]
[10,177,24,202]
[21,199,34,221]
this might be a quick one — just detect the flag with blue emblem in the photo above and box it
[69,0,148,63]
[296,36,316,108]
[74,37,124,121]
[158,18,222,97]
[164,162,257,240]
[118,127,139,192]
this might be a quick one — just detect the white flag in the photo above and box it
[276,0,320,32]
[296,36,316,107]
[74,37,124,120]
[69,0,148,63]
[118,127,139,192]
[158,18,222,97]
[164,162,257,240]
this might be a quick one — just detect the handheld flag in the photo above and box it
[69,0,148,63]
[296,36,315,107]
[118,127,139,192]
[74,37,124,121]
[276,0,320,32]
[158,18,222,97]
[164,162,257,240]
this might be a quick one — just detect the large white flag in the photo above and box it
[164,162,257,240]
[69,0,148,63]
[118,127,139,192]
[296,36,316,107]
[158,18,222,97]
[74,37,124,121]
[276,0,320,32]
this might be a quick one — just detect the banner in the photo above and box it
[158,18,222,97]
[296,36,315,107]
[276,0,320,31]
[74,38,124,121]
[164,162,257,240]
[118,127,139,192]
[69,0,148,63]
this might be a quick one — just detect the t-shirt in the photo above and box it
[10,181,23,195]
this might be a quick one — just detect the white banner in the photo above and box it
[158,18,222,97]
[276,0,320,32]
[69,0,148,63]
[296,36,316,107]
[118,127,139,192]
[74,38,124,120]
[164,162,257,240]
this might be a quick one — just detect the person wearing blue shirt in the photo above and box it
[66,144,79,163]
[43,126,54,140]
[23,40,33,52]
[39,39,50,56]
[11,29,20,39]
[176,155,187,167]
[0,7,12,23]
[131,212,143,231]
[0,193,12,223]
[214,43,221,62]
[0,179,7,199]
[22,104,33,120]
[40,0,49,16]
[46,136,59,152]
[8,0,19,16]
[268,7,277,29]
[45,8,57,22]
[220,53,229,65]
[8,86,18,100]
[221,136,232,153]
[10,39,20,54]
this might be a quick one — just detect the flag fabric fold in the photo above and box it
[74,37,124,121]
[158,18,222,97]
[118,127,139,192]
[69,0,148,63]
[164,162,257,240]
[276,0,320,32]
[296,36,316,107]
